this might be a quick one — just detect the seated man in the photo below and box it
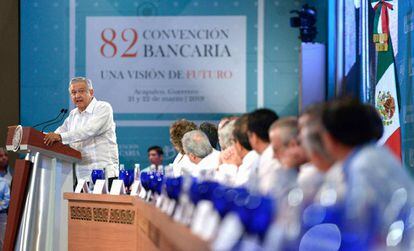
[199,122,219,150]
[218,119,237,151]
[181,130,220,177]
[216,115,258,186]
[298,103,333,174]
[0,148,12,187]
[310,98,414,250]
[268,117,308,196]
[141,145,164,173]
[169,119,198,176]
[0,175,10,250]
[247,108,280,192]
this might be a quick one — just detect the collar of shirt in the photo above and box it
[76,97,97,114]
[198,149,220,170]
[243,150,259,166]
[0,165,10,178]
[259,144,273,166]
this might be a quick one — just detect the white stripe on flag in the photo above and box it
[375,63,400,145]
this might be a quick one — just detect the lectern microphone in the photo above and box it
[41,109,68,132]
[32,108,67,129]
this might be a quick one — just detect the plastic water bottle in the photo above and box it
[134,163,140,181]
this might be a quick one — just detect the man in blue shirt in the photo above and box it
[308,98,414,250]
[0,176,10,250]
[0,148,12,187]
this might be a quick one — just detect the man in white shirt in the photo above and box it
[268,117,324,197]
[247,108,280,191]
[216,114,258,186]
[181,130,220,177]
[44,77,119,184]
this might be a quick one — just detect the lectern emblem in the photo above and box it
[12,125,23,152]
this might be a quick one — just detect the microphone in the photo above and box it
[33,109,66,129]
[41,109,68,132]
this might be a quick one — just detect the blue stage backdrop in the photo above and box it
[21,0,301,169]
[398,0,414,175]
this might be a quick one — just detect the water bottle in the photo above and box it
[134,163,140,181]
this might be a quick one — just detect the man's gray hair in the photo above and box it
[182,130,213,159]
[218,120,236,150]
[69,77,93,90]
[270,117,298,146]
[301,122,331,160]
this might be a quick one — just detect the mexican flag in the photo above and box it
[371,0,401,159]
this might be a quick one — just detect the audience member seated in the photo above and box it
[0,148,13,187]
[311,98,414,250]
[247,108,280,192]
[0,168,10,250]
[216,119,241,182]
[199,122,219,150]
[0,148,10,250]
[218,118,237,151]
[217,114,258,186]
[169,119,197,176]
[297,104,330,199]
[141,145,164,173]
[268,117,305,196]
[181,130,220,177]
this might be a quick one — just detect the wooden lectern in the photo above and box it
[4,126,81,251]
[64,193,210,251]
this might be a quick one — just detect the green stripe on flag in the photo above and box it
[373,2,394,82]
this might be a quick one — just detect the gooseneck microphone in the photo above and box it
[33,109,67,129]
[41,109,68,132]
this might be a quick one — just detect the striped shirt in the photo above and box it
[56,98,119,181]
[0,177,10,212]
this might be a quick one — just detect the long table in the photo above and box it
[63,193,210,251]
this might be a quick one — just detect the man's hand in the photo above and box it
[44,133,62,146]
[279,145,307,169]
[220,145,242,166]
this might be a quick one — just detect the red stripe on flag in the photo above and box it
[385,127,402,161]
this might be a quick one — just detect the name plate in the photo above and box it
[212,213,244,250]
[130,181,140,196]
[75,179,90,193]
[110,180,126,195]
[93,179,107,194]
[191,200,220,240]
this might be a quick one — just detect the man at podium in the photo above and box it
[44,77,119,186]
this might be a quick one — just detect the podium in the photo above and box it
[64,193,210,251]
[4,126,81,251]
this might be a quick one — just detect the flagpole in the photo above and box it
[361,0,370,103]
[336,0,345,96]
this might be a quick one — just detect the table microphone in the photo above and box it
[41,109,68,132]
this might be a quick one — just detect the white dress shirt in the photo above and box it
[0,165,13,188]
[234,150,259,186]
[258,145,282,193]
[193,149,221,178]
[215,150,259,186]
[259,144,274,169]
[55,98,119,181]
[171,152,196,177]
[312,145,414,249]
[297,163,324,202]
